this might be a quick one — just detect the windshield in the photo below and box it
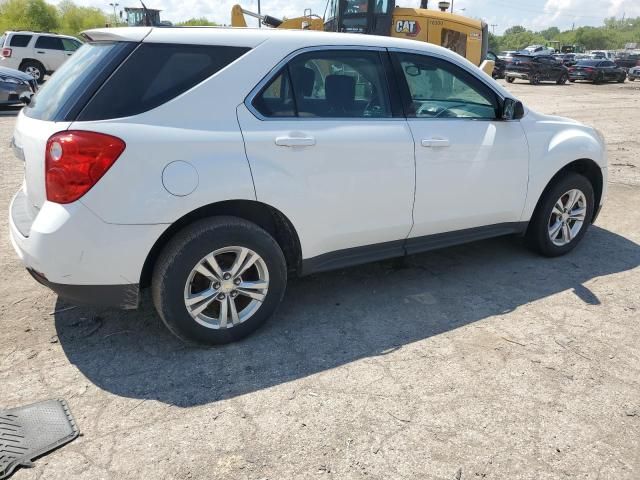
[24,41,133,122]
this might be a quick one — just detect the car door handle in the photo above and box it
[36,51,45,54]
[421,138,450,148]
[275,136,316,147]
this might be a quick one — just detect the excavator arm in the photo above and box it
[230,4,323,30]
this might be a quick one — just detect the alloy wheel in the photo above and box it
[24,66,41,80]
[547,189,587,247]
[183,246,269,329]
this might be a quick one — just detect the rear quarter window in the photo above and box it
[9,34,33,47]
[77,43,250,121]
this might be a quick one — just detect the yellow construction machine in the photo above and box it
[231,1,492,73]
[231,4,324,31]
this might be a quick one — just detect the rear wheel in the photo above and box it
[526,173,594,257]
[618,74,626,83]
[506,76,515,83]
[594,72,605,84]
[152,217,287,345]
[19,61,45,84]
[556,73,568,84]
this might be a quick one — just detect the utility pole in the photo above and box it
[450,0,453,13]
[491,24,498,34]
[108,2,119,26]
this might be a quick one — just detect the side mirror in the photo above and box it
[502,98,524,120]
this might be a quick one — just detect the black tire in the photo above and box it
[618,74,626,83]
[19,60,45,84]
[594,72,604,84]
[506,76,515,83]
[630,77,635,82]
[569,79,576,83]
[556,73,568,85]
[152,216,287,345]
[525,173,595,257]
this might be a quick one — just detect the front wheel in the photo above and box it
[525,173,595,257]
[506,76,515,83]
[152,217,287,345]
[557,73,568,85]
[618,75,626,83]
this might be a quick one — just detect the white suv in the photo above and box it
[9,27,607,345]
[0,31,83,83]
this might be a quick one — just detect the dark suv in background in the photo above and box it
[505,54,569,85]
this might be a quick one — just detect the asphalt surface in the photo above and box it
[0,80,638,480]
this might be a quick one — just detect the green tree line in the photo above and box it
[0,0,108,37]
[490,17,640,52]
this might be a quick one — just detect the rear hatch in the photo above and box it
[505,55,533,73]
[14,33,145,211]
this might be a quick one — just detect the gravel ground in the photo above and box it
[0,80,638,480]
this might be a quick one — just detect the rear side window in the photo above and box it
[252,50,392,119]
[10,34,32,47]
[35,36,64,50]
[78,44,250,121]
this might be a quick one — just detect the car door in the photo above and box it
[237,48,416,264]
[390,50,529,245]
[33,35,66,71]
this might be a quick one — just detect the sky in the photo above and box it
[53,0,640,34]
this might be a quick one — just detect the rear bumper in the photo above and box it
[506,71,530,80]
[27,269,139,309]
[9,188,167,309]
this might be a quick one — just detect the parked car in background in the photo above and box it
[505,54,569,85]
[523,45,555,55]
[568,60,627,84]
[0,66,37,105]
[628,66,640,81]
[487,51,506,79]
[615,53,640,71]
[9,27,607,345]
[0,31,83,83]
[554,53,577,67]
[590,51,615,61]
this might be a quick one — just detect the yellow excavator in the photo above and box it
[230,1,493,73]
[231,4,324,31]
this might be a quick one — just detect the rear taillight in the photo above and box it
[585,68,595,72]
[1,48,11,58]
[45,131,125,204]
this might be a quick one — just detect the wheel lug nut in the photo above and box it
[234,278,241,286]
[223,273,231,280]
[214,282,221,289]
[218,293,226,300]
[231,291,238,298]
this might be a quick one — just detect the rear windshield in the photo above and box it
[24,42,134,122]
[77,43,250,121]
[576,60,601,66]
